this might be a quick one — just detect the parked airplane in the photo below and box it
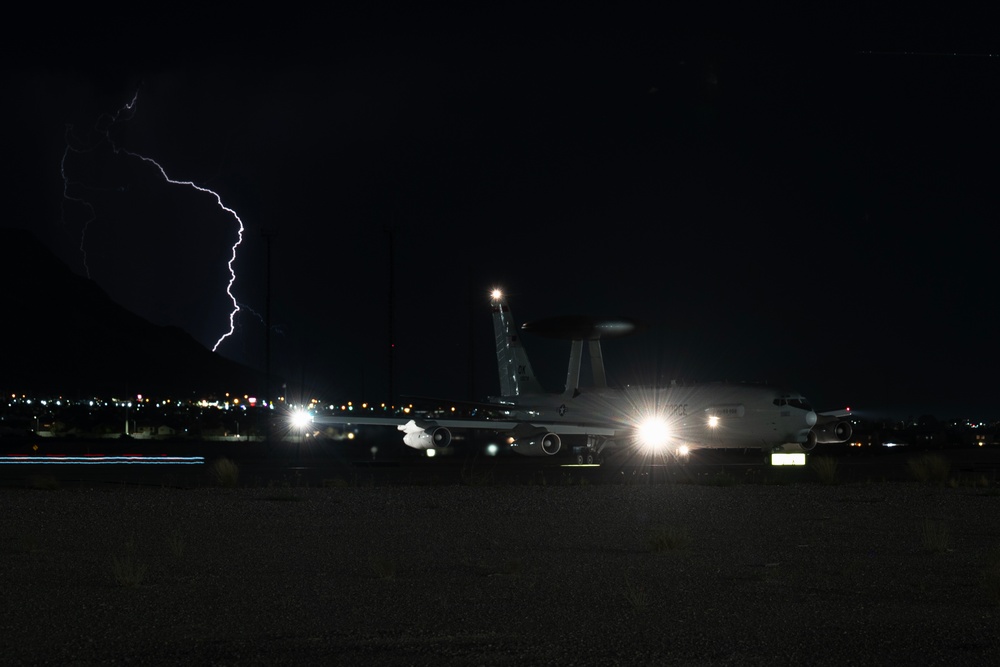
[310,289,851,462]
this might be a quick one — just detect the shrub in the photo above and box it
[459,456,497,486]
[25,475,60,490]
[622,572,649,610]
[111,537,148,588]
[701,472,737,487]
[906,453,951,485]
[810,456,839,485]
[210,457,240,488]
[369,556,397,580]
[15,533,40,554]
[649,526,690,552]
[166,527,186,559]
[981,550,1000,604]
[920,518,949,553]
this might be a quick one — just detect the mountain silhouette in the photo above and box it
[2,228,268,397]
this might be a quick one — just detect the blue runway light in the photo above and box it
[0,456,205,465]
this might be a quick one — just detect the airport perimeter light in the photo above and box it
[290,409,312,431]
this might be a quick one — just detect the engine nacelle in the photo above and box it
[804,431,818,451]
[508,429,561,456]
[398,420,452,450]
[811,418,852,445]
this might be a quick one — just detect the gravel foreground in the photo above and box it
[3,481,1000,665]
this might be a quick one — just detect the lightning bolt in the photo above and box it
[117,150,244,352]
[61,91,243,352]
[237,301,286,336]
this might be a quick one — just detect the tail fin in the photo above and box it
[490,289,546,397]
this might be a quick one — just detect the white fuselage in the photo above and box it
[488,381,818,450]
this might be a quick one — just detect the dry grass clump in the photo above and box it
[111,536,148,588]
[622,571,649,610]
[209,457,240,488]
[920,518,950,553]
[700,472,738,487]
[906,453,952,485]
[810,456,839,485]
[368,556,397,580]
[13,532,41,554]
[981,549,1000,604]
[498,559,525,577]
[648,526,690,552]
[166,527,186,559]
[25,475,60,490]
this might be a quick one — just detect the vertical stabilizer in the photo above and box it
[564,340,583,398]
[588,339,607,388]
[491,290,546,397]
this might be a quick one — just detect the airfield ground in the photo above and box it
[3,464,1000,665]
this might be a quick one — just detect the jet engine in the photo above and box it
[507,426,561,456]
[809,417,853,445]
[397,420,452,450]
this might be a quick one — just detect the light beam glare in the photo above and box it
[61,90,244,352]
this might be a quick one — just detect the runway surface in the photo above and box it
[2,437,999,489]
[4,469,1000,664]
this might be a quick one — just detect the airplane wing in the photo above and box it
[400,395,514,413]
[311,413,616,456]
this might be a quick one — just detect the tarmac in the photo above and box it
[2,450,1000,665]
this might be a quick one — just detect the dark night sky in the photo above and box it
[5,8,1000,419]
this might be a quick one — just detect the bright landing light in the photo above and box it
[291,409,312,430]
[637,417,672,449]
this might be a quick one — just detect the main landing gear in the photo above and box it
[572,435,610,465]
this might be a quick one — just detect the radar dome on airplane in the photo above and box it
[521,315,641,341]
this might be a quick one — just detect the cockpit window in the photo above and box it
[774,397,813,411]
